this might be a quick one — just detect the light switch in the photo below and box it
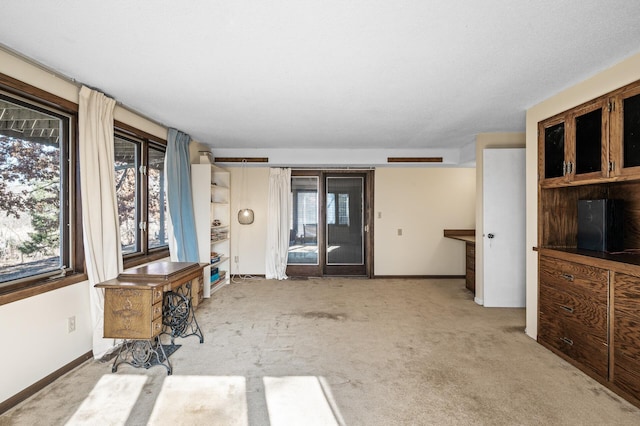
[397,228,402,236]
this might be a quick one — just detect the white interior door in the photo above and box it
[483,148,526,307]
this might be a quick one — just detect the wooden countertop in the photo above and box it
[443,229,476,243]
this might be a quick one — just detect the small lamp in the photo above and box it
[238,208,254,225]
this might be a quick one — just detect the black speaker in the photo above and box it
[577,199,624,252]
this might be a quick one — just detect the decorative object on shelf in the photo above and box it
[199,151,213,164]
[237,159,254,225]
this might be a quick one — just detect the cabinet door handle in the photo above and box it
[560,305,574,314]
[560,273,574,282]
[560,337,574,346]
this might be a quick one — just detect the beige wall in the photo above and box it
[374,168,476,275]
[525,52,640,339]
[229,167,270,275]
[474,133,526,305]
[224,167,476,276]
[0,48,167,403]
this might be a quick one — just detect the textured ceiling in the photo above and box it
[1,1,640,164]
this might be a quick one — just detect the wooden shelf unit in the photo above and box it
[192,163,231,297]
[537,79,640,407]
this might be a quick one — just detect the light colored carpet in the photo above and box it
[65,375,146,425]
[263,376,342,426]
[2,277,640,425]
[147,376,247,426]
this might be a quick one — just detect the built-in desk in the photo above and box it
[444,229,476,294]
[95,261,206,374]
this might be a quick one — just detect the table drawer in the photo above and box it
[539,284,607,340]
[151,318,163,337]
[538,314,608,379]
[539,256,608,299]
[152,287,164,304]
[152,301,163,321]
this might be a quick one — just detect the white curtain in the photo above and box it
[265,168,291,280]
[78,86,123,359]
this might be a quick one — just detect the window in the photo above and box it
[326,192,349,225]
[147,146,168,249]
[337,193,350,225]
[327,193,335,225]
[114,128,168,265]
[0,90,75,290]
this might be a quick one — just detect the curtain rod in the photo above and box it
[0,43,169,130]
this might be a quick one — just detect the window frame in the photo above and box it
[0,73,170,306]
[0,73,85,305]
[113,121,169,270]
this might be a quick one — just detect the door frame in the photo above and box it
[286,169,374,278]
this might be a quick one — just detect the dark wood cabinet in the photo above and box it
[538,255,609,380]
[537,78,640,408]
[610,83,640,179]
[612,272,640,400]
[465,241,475,293]
[539,98,609,187]
[538,80,640,188]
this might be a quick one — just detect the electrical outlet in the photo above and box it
[67,316,76,333]
[397,228,403,236]
[234,256,239,263]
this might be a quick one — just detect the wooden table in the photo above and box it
[95,261,206,374]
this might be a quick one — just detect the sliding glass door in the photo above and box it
[287,170,372,277]
[287,176,320,268]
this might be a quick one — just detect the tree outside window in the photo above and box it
[0,96,68,285]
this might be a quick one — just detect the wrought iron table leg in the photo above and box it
[111,336,172,375]
[162,282,204,344]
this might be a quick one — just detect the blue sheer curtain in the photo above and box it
[166,128,199,262]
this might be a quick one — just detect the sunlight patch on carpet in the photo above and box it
[264,376,343,426]
[147,376,247,426]
[65,374,147,425]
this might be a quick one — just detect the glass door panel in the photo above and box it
[326,177,363,265]
[623,92,640,168]
[288,176,319,265]
[575,108,602,175]
[544,122,565,179]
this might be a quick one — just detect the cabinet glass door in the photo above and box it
[575,108,603,175]
[544,122,565,179]
[623,92,640,168]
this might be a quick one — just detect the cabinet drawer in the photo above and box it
[466,255,475,270]
[614,272,640,318]
[152,301,163,321]
[539,256,608,299]
[539,284,607,340]
[466,242,475,255]
[538,315,608,379]
[151,318,163,337]
[152,287,164,304]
